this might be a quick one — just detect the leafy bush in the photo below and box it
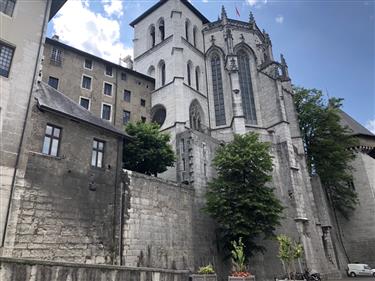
[197,264,215,274]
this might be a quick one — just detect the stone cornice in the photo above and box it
[134,35,173,62]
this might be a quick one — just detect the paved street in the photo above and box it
[333,278,374,281]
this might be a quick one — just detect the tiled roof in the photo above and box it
[338,110,374,137]
[35,82,131,139]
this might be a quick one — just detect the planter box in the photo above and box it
[228,275,256,281]
[190,274,217,281]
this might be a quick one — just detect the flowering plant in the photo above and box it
[231,238,251,277]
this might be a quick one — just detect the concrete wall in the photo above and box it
[0,257,189,281]
[42,40,154,130]
[3,102,123,264]
[0,0,51,244]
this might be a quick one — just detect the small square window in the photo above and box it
[105,64,113,76]
[103,82,112,96]
[0,42,15,77]
[82,75,92,90]
[91,139,105,168]
[84,58,93,69]
[42,124,61,157]
[48,76,59,89]
[102,104,112,121]
[123,90,131,102]
[140,99,146,107]
[141,116,146,123]
[1,0,16,17]
[123,110,131,125]
[79,97,90,110]
[121,72,127,80]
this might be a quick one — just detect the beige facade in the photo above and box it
[0,0,66,247]
[42,38,155,131]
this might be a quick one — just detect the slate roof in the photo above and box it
[338,110,374,137]
[50,0,67,21]
[129,0,210,27]
[35,82,131,139]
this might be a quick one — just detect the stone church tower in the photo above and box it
[131,0,343,279]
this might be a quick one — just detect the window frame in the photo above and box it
[79,96,91,110]
[50,47,63,65]
[103,81,113,97]
[84,58,93,70]
[42,124,62,157]
[140,98,146,107]
[48,76,59,90]
[123,89,131,102]
[101,102,112,122]
[1,0,16,17]
[91,139,105,168]
[0,41,15,78]
[105,64,113,77]
[81,74,92,91]
[121,72,127,81]
[123,110,131,125]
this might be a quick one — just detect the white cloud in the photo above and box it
[51,0,132,63]
[246,0,257,6]
[275,15,284,24]
[365,119,375,134]
[246,0,267,8]
[102,0,123,18]
[202,0,208,3]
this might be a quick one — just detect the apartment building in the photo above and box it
[42,37,155,130]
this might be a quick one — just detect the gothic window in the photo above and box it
[158,18,165,41]
[185,20,190,42]
[159,60,166,86]
[195,66,200,91]
[148,65,155,78]
[237,49,257,124]
[187,61,192,86]
[151,105,166,127]
[149,25,156,48]
[210,53,226,126]
[193,26,198,47]
[189,100,204,132]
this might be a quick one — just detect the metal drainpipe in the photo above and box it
[1,0,51,247]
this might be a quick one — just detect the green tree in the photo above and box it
[294,87,358,217]
[205,133,283,259]
[123,122,175,176]
[276,234,303,280]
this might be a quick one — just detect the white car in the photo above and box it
[346,263,375,277]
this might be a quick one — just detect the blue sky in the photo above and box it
[47,0,375,131]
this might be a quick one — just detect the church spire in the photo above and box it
[249,11,255,29]
[280,53,290,80]
[221,5,228,24]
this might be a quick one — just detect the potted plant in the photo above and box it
[229,238,255,281]
[190,264,217,281]
[276,234,304,281]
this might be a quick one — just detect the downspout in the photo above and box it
[112,136,122,265]
[1,0,51,247]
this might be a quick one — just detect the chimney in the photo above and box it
[52,34,60,41]
[122,55,133,70]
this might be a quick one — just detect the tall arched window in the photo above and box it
[195,66,200,91]
[158,18,165,41]
[187,61,192,86]
[237,49,257,124]
[189,100,204,132]
[193,26,198,47]
[148,65,155,78]
[159,60,166,87]
[185,20,190,42]
[149,25,155,48]
[211,53,226,126]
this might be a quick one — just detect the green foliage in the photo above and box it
[197,264,215,274]
[231,238,247,273]
[293,87,358,217]
[204,133,284,259]
[276,234,304,280]
[123,122,175,176]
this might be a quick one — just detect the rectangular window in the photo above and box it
[0,42,15,77]
[91,139,104,168]
[81,75,92,90]
[84,58,93,70]
[123,110,131,125]
[48,76,59,89]
[105,64,113,76]
[123,90,131,102]
[0,0,16,17]
[50,47,62,65]
[141,116,146,123]
[121,72,127,80]
[103,82,113,96]
[140,99,146,107]
[42,124,61,157]
[79,97,90,110]
[101,103,112,121]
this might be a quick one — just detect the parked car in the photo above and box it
[346,264,375,277]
